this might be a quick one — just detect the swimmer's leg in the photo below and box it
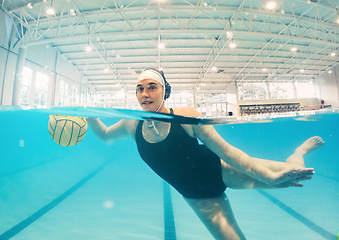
[184,194,246,240]
[221,136,324,189]
[251,136,324,170]
[286,136,324,168]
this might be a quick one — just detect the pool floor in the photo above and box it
[0,112,338,240]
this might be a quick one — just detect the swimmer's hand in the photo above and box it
[269,168,314,187]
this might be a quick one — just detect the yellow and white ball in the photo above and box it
[48,115,87,147]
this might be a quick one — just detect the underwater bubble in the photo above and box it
[103,200,114,209]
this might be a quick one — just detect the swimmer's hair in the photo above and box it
[142,68,172,100]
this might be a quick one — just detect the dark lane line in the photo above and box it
[163,182,177,240]
[257,190,336,240]
[0,159,113,240]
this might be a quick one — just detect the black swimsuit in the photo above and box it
[135,109,226,199]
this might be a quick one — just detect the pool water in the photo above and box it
[0,109,338,240]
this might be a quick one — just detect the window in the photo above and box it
[20,67,33,106]
[58,80,69,106]
[195,92,228,117]
[237,80,317,100]
[82,90,92,105]
[95,91,126,108]
[70,86,78,104]
[166,91,193,108]
[269,81,295,99]
[34,72,49,108]
[237,82,269,100]
[126,90,140,109]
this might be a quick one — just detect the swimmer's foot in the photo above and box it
[286,136,324,168]
[294,136,325,155]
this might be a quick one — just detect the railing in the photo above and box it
[239,103,301,115]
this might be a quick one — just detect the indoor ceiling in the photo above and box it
[1,0,339,94]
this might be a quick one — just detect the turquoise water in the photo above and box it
[0,109,338,240]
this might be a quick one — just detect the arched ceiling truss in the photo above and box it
[1,0,338,93]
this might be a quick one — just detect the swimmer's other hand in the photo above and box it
[269,168,314,188]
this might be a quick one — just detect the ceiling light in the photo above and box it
[262,68,268,72]
[266,1,277,10]
[27,3,33,9]
[300,69,305,72]
[116,54,121,59]
[70,9,76,16]
[158,67,163,71]
[158,42,165,49]
[211,66,218,71]
[291,47,298,52]
[104,68,109,73]
[85,45,92,52]
[46,8,55,15]
[226,31,233,39]
[229,42,237,48]
[330,52,336,57]
[328,70,332,74]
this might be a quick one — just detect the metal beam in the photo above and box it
[22,29,339,47]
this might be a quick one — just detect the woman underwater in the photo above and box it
[87,68,324,240]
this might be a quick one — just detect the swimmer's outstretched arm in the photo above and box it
[86,118,134,142]
[193,124,314,187]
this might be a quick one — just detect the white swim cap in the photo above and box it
[137,68,166,112]
[137,69,165,87]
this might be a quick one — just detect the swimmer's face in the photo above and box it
[136,79,164,112]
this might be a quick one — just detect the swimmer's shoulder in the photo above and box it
[171,107,203,117]
[118,119,139,139]
[171,107,203,138]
